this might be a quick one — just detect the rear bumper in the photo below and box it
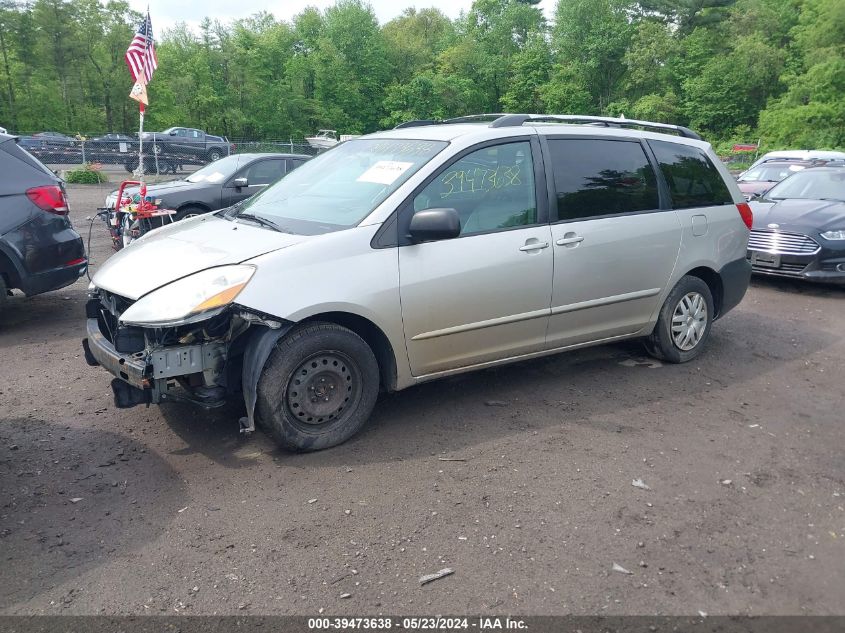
[20,259,87,296]
[718,256,752,317]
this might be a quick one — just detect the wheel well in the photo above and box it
[302,312,398,392]
[686,266,723,317]
[178,202,210,212]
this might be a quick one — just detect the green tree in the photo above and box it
[758,0,845,147]
[550,0,633,111]
[382,8,455,83]
[501,34,552,112]
[682,34,784,135]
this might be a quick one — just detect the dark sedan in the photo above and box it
[747,166,845,284]
[104,153,310,220]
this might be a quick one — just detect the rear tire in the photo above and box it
[0,276,8,315]
[644,275,714,364]
[207,148,223,162]
[256,322,380,452]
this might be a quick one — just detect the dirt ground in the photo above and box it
[1,183,843,616]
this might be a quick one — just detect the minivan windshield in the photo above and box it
[232,138,448,234]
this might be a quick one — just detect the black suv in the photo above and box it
[0,133,87,312]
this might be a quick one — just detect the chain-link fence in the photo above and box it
[14,134,324,178]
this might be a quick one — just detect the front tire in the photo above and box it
[256,323,380,452]
[645,275,714,363]
[173,205,206,221]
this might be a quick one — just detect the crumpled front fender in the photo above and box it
[239,323,292,433]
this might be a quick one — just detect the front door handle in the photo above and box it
[519,241,549,252]
[556,235,584,246]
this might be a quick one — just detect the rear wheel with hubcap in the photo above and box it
[256,323,379,452]
[644,275,714,363]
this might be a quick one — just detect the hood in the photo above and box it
[92,214,309,300]
[750,198,845,234]
[738,181,775,196]
[112,179,209,198]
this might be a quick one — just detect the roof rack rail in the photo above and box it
[394,114,509,129]
[394,113,702,140]
[492,114,702,139]
[393,120,439,129]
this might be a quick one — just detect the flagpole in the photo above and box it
[138,15,147,189]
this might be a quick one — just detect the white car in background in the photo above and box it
[748,150,845,170]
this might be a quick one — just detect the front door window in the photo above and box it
[412,141,537,236]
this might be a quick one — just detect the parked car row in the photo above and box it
[737,150,845,200]
[746,165,845,284]
[8,127,235,174]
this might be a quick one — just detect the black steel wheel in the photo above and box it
[256,322,379,452]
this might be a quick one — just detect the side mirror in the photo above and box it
[230,177,248,189]
[169,130,177,136]
[408,208,460,243]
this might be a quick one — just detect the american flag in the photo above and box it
[125,12,157,84]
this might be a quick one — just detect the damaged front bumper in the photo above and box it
[83,317,228,408]
[82,288,291,433]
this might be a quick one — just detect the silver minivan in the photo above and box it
[83,115,752,451]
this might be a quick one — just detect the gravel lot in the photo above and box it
[1,184,843,616]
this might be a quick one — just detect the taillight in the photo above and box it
[736,202,753,229]
[26,185,69,216]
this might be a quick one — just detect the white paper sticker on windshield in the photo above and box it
[357,161,414,185]
[205,172,225,183]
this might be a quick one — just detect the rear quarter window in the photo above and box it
[650,140,733,209]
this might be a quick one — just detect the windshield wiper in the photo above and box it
[235,212,291,233]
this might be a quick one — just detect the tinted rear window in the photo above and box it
[3,139,53,175]
[547,139,659,221]
[650,140,733,209]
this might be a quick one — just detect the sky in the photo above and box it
[128,0,557,34]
